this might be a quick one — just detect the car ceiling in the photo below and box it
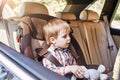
[64,0,96,18]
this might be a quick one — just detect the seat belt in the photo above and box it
[103,15,116,68]
[103,16,114,51]
[44,52,63,67]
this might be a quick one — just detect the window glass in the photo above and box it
[2,4,16,19]
[111,3,120,29]
[43,0,67,16]
[1,0,67,18]
[86,0,105,15]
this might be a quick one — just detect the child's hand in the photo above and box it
[69,65,85,78]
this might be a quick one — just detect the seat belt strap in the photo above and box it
[43,51,73,79]
[103,15,115,68]
[103,15,114,50]
[36,48,62,67]
[29,17,38,38]
[44,52,63,67]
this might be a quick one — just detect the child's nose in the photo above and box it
[67,36,71,42]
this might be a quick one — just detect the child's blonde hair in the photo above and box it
[43,18,70,46]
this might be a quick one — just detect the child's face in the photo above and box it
[53,28,71,49]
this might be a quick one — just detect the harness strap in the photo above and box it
[44,52,63,67]
[103,15,114,50]
[29,17,38,39]
[20,17,37,39]
[38,49,73,79]
[36,47,62,67]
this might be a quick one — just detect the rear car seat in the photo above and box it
[79,10,108,65]
[79,10,118,70]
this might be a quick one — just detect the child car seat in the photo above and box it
[19,2,49,17]
[18,15,87,65]
[16,2,54,59]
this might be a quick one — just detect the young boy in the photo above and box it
[42,18,85,79]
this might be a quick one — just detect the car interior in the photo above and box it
[0,0,120,79]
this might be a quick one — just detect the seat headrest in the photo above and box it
[57,12,76,20]
[19,2,49,16]
[79,10,99,21]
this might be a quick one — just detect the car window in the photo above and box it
[0,62,20,80]
[111,3,120,29]
[2,0,67,18]
[0,42,68,80]
[0,50,36,80]
[86,0,105,15]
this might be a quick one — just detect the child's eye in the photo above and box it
[62,35,67,38]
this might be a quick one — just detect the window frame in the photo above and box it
[0,42,69,80]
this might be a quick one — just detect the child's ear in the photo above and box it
[50,37,56,44]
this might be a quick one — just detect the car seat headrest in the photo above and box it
[79,10,99,21]
[57,12,76,20]
[19,2,49,16]
[18,16,47,40]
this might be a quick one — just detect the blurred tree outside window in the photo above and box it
[86,0,105,16]
[1,0,120,25]
[43,0,67,16]
[1,0,67,18]
[111,3,120,29]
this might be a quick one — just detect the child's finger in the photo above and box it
[78,66,85,74]
[75,71,80,78]
[75,70,84,78]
